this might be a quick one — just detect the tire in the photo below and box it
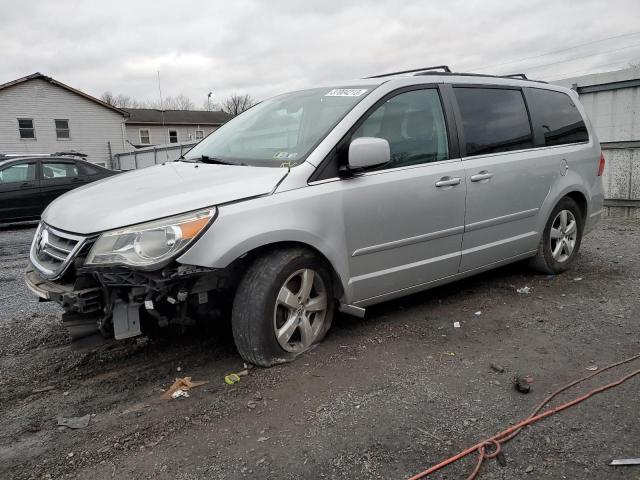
[231,248,335,367]
[529,197,584,274]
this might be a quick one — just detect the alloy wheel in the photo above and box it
[550,209,577,263]
[273,268,328,353]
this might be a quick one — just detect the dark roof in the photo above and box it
[124,108,232,125]
[0,72,128,116]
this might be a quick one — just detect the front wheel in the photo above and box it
[530,197,584,274]
[232,248,335,367]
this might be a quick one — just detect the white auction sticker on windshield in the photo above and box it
[325,88,368,97]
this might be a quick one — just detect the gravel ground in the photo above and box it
[0,218,639,480]
[0,222,61,320]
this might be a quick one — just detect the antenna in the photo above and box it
[157,70,169,160]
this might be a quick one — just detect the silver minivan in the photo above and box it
[26,66,605,366]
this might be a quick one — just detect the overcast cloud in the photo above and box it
[1,0,639,108]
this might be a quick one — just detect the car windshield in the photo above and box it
[185,86,374,167]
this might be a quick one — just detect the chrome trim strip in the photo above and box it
[589,208,603,218]
[352,225,464,257]
[353,250,537,307]
[42,246,67,261]
[465,208,539,233]
[45,240,73,254]
[350,250,461,284]
[460,231,537,256]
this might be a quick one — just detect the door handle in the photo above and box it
[470,171,494,182]
[435,177,461,187]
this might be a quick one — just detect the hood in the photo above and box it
[43,162,288,234]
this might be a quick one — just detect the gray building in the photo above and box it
[554,67,640,217]
[0,72,128,167]
[123,108,232,148]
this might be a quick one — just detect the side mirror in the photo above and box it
[348,137,390,170]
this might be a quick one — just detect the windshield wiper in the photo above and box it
[178,155,242,165]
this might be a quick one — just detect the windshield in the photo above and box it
[185,86,373,167]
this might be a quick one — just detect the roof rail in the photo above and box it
[54,151,87,158]
[501,73,528,80]
[0,153,51,158]
[366,65,451,79]
[0,151,87,159]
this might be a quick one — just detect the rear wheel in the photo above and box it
[232,248,335,367]
[530,197,583,274]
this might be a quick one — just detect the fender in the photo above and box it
[177,186,355,302]
[535,171,595,240]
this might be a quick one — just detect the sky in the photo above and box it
[1,0,639,109]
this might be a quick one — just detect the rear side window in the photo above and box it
[525,88,589,146]
[78,162,104,176]
[454,87,533,157]
[42,162,78,179]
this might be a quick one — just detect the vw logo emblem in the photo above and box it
[37,228,49,254]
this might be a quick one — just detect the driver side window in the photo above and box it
[352,89,449,170]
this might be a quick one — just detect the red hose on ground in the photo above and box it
[408,352,640,480]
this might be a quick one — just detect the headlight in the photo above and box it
[85,208,216,268]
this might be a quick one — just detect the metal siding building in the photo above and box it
[0,73,127,167]
[554,68,640,217]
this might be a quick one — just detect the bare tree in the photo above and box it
[101,92,198,110]
[100,91,116,106]
[174,93,195,110]
[100,92,143,108]
[202,99,221,111]
[222,94,255,116]
[114,94,140,108]
[141,94,195,110]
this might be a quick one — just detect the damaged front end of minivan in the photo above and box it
[25,208,239,341]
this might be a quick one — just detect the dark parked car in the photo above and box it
[0,154,117,223]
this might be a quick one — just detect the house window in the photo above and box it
[55,119,70,139]
[195,130,204,140]
[18,119,35,139]
[139,129,150,145]
[169,130,178,143]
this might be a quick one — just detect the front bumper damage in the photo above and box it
[25,261,237,341]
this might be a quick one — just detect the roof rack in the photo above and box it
[0,151,87,159]
[54,151,87,158]
[364,66,547,84]
[366,65,451,79]
[501,73,528,80]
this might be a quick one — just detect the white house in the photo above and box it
[123,108,232,148]
[0,72,128,167]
